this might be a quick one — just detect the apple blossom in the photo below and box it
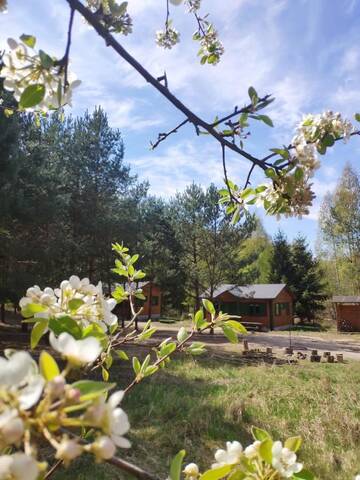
[212,441,243,468]
[244,440,261,459]
[272,441,303,478]
[85,390,130,448]
[49,332,103,365]
[156,26,180,49]
[55,438,83,466]
[0,453,39,480]
[0,351,44,410]
[0,409,24,448]
[91,435,117,461]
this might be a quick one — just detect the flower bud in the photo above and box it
[184,463,199,478]
[48,375,66,398]
[92,436,116,461]
[55,438,82,465]
[2,417,24,445]
[66,387,81,403]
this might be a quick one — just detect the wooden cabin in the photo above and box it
[202,283,294,331]
[333,296,360,332]
[114,281,162,321]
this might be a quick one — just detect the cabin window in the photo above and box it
[151,295,159,306]
[247,303,266,316]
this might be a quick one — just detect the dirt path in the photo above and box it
[151,323,360,360]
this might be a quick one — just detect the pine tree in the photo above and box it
[268,230,295,284]
[291,235,327,321]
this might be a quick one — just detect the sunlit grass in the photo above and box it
[54,357,360,480]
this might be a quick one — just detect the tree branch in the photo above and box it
[64,0,267,171]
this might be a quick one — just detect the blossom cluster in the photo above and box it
[0,349,130,480]
[185,0,201,13]
[156,24,180,49]
[182,431,306,480]
[1,37,80,112]
[222,110,355,220]
[20,275,118,333]
[197,26,225,65]
[85,0,133,35]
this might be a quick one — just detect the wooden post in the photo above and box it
[336,354,344,363]
[243,339,249,351]
[266,347,272,354]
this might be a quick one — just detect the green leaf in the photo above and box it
[194,309,207,329]
[31,320,48,349]
[49,316,82,339]
[68,298,85,311]
[248,86,258,105]
[222,324,238,343]
[265,168,277,180]
[39,351,60,380]
[355,113,360,122]
[285,436,302,452]
[200,465,232,480]
[102,367,109,381]
[293,470,314,480]
[294,167,304,181]
[82,323,107,340]
[130,254,139,264]
[116,350,129,361]
[71,380,115,401]
[251,426,271,442]
[187,342,206,356]
[19,84,45,109]
[133,271,146,280]
[258,115,274,127]
[202,299,215,315]
[225,320,247,334]
[39,49,54,69]
[270,148,290,159]
[144,365,159,377]
[169,450,186,480]
[259,439,273,464]
[132,356,141,375]
[177,327,188,343]
[322,134,335,147]
[20,34,36,48]
[21,302,47,319]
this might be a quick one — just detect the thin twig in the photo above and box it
[59,7,75,90]
[44,460,63,480]
[151,118,189,149]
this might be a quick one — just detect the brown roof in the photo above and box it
[332,295,360,303]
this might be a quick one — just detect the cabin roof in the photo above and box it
[333,295,360,304]
[202,283,288,300]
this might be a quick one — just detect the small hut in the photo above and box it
[332,296,360,332]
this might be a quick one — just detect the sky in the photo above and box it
[1,0,360,248]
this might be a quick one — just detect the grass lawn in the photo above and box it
[54,356,360,480]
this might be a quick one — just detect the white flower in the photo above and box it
[55,438,83,465]
[156,26,180,49]
[0,409,24,448]
[354,475,360,480]
[244,440,261,459]
[272,441,303,478]
[212,441,243,468]
[0,351,44,409]
[183,463,199,479]
[185,0,201,12]
[49,332,102,365]
[92,436,116,461]
[0,453,39,480]
[85,391,130,448]
[2,37,81,112]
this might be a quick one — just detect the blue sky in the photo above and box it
[1,0,360,248]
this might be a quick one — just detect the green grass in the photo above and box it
[54,357,360,480]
